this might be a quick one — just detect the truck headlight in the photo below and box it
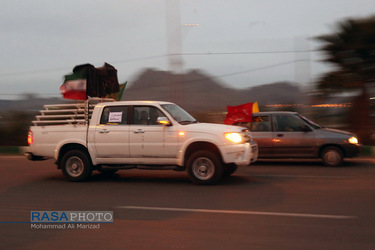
[348,137,358,144]
[225,132,243,143]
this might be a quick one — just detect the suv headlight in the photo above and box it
[225,132,243,143]
[348,137,358,144]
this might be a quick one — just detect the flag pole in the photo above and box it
[116,81,127,101]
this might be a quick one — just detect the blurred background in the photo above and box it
[0,0,374,147]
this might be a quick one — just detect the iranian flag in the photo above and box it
[60,68,87,100]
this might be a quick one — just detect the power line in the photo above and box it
[0,55,168,78]
[175,49,319,56]
[184,59,305,83]
[0,50,318,78]
[110,54,168,64]
[117,59,306,91]
[1,59,306,96]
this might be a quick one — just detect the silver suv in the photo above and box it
[235,111,361,166]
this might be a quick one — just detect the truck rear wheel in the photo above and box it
[60,150,92,182]
[187,150,223,185]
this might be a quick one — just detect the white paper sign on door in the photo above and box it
[108,112,123,123]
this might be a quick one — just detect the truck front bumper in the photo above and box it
[221,141,258,166]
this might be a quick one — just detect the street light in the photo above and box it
[165,0,200,105]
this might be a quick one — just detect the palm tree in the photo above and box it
[316,16,375,143]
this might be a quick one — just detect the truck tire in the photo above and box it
[321,146,343,167]
[60,150,92,182]
[187,150,223,185]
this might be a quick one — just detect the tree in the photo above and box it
[316,16,375,144]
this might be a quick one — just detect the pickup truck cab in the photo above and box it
[26,100,258,184]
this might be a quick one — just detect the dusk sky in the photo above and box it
[1,0,374,99]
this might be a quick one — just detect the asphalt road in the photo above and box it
[1,156,375,249]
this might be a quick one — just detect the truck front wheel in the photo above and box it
[187,150,223,185]
[60,150,92,182]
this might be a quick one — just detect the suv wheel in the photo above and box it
[187,150,223,185]
[321,146,343,167]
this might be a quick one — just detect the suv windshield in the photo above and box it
[161,104,197,125]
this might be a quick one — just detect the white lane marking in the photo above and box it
[116,206,357,220]
[245,174,352,179]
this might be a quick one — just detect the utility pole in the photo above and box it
[165,0,184,105]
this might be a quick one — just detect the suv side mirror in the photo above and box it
[157,117,172,126]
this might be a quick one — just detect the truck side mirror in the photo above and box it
[157,117,172,126]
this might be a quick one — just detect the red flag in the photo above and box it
[224,103,254,125]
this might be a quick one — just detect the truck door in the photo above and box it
[129,106,179,158]
[272,114,316,157]
[93,106,130,158]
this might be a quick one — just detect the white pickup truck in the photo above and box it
[26,99,258,184]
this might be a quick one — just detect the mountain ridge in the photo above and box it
[0,68,305,112]
[122,68,304,111]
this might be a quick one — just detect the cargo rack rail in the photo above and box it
[32,97,115,126]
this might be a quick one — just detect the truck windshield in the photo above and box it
[161,104,197,125]
[297,114,322,129]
